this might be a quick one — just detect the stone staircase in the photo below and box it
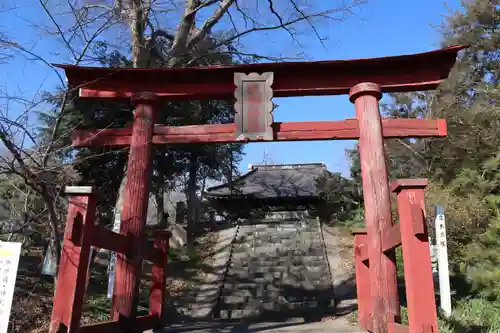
[215,214,335,320]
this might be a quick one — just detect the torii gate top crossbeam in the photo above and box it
[54,45,466,101]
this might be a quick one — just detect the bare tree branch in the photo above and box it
[0,37,66,86]
[266,0,296,42]
[38,0,79,61]
[185,0,235,52]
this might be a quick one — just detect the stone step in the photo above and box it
[223,273,317,282]
[215,220,334,320]
[221,283,257,292]
[219,299,335,319]
[226,260,330,269]
[226,267,328,277]
[221,290,334,302]
[227,258,329,268]
[219,299,331,308]
[221,277,332,287]
[219,309,260,319]
[231,254,327,262]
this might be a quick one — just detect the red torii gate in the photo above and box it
[49,45,465,333]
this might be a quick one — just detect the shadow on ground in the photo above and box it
[157,317,364,333]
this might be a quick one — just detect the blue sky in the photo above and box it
[0,0,463,177]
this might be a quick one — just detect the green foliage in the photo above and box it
[424,153,500,269]
[315,171,363,224]
[465,217,500,301]
[399,301,500,333]
[346,144,362,187]
[338,207,365,228]
[168,246,203,266]
[439,298,500,333]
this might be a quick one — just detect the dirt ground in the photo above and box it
[157,317,364,333]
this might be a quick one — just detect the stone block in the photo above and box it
[219,310,231,319]
[260,302,275,311]
[231,309,244,318]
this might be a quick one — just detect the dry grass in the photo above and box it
[334,226,356,277]
[327,225,358,325]
[166,231,218,304]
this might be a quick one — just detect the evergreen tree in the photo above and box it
[466,217,500,301]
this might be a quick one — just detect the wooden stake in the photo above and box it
[353,230,371,330]
[49,187,96,333]
[149,230,171,323]
[392,179,439,333]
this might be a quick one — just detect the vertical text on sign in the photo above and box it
[234,72,274,141]
[0,241,22,333]
[435,205,452,317]
[246,83,262,132]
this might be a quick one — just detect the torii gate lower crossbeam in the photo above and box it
[50,45,464,333]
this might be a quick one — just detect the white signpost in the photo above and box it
[434,205,452,317]
[0,241,22,333]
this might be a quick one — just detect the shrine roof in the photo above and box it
[54,45,467,101]
[204,163,329,199]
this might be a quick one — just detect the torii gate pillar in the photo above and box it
[349,83,400,333]
[111,92,159,327]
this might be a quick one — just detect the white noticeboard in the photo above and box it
[435,205,452,317]
[107,213,121,299]
[0,241,22,333]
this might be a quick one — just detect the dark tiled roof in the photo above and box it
[204,163,327,199]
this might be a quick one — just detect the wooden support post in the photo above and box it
[111,92,159,328]
[353,230,371,330]
[49,186,96,333]
[349,83,399,333]
[392,179,438,333]
[149,230,171,323]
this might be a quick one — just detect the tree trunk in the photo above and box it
[112,168,127,233]
[186,156,198,244]
[109,0,153,243]
[200,176,206,202]
[155,162,166,228]
[42,192,61,268]
[227,155,233,195]
[168,0,199,67]
[39,189,61,286]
